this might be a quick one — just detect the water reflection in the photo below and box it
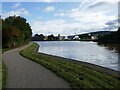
[35,41,119,71]
[97,43,120,53]
[97,43,120,71]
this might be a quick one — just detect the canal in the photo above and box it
[35,41,120,71]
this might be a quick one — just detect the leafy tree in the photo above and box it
[48,34,55,41]
[5,16,32,41]
[35,34,39,37]
[39,34,44,40]
[117,27,120,40]
[98,27,120,44]
[2,16,32,48]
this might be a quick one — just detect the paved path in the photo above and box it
[3,43,70,88]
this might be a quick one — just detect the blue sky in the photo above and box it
[2,0,119,36]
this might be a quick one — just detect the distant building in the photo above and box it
[44,36,48,40]
[59,36,65,40]
[79,34,91,39]
[67,36,75,40]
[54,36,59,40]
[64,36,68,39]
[91,36,98,40]
[73,36,80,40]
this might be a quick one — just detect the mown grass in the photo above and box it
[20,43,120,88]
[1,48,7,89]
[2,62,7,88]
[0,50,7,89]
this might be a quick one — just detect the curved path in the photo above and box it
[3,43,70,88]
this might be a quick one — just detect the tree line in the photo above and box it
[2,16,32,48]
[32,34,61,41]
[98,27,120,44]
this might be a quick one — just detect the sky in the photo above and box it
[1,0,119,36]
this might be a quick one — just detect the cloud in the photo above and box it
[0,3,2,14]
[45,6,55,12]
[3,1,117,36]
[31,19,66,35]
[31,18,111,36]
[54,12,66,16]
[2,8,30,18]
[31,1,118,36]
[2,0,120,2]
[42,0,55,2]
[54,1,118,32]
[13,3,21,8]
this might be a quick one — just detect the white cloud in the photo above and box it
[45,6,55,12]
[13,3,21,8]
[2,0,120,2]
[54,2,118,32]
[31,1,118,36]
[54,12,66,16]
[42,0,55,2]
[31,19,66,35]
[2,8,30,18]
[31,18,110,36]
[91,0,119,3]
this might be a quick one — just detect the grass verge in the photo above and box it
[2,42,29,88]
[2,42,29,53]
[20,43,120,88]
[2,62,7,88]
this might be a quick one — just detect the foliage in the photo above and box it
[98,28,120,44]
[20,43,120,88]
[32,34,45,41]
[48,34,55,41]
[2,16,32,48]
[118,27,120,40]
[47,34,57,41]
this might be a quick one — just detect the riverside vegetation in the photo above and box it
[20,43,120,88]
[98,27,120,44]
[2,16,32,48]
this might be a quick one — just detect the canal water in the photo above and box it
[35,41,120,71]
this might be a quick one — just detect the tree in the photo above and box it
[39,34,44,41]
[3,26,21,47]
[35,34,39,37]
[5,16,32,41]
[48,34,55,41]
[117,27,120,40]
[2,16,32,48]
[98,27,120,44]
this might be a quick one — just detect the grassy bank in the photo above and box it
[2,41,29,53]
[20,43,120,88]
[0,49,7,89]
[2,62,7,88]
